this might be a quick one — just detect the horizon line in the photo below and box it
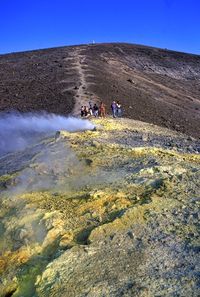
[0,41,200,57]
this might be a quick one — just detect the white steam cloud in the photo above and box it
[0,112,95,156]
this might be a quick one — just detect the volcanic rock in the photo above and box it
[0,118,199,296]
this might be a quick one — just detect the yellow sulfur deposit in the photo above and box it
[0,118,199,297]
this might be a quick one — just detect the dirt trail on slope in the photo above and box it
[63,47,99,116]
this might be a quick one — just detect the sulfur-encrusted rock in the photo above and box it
[0,118,200,296]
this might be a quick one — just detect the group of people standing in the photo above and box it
[81,100,122,118]
[111,101,122,118]
[81,102,106,118]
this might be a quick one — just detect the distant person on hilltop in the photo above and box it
[89,102,93,116]
[93,104,99,117]
[83,106,89,117]
[81,106,84,117]
[111,101,117,118]
[99,102,106,118]
[116,101,122,117]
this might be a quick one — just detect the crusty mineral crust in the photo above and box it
[0,118,199,297]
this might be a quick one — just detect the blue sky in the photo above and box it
[0,0,199,54]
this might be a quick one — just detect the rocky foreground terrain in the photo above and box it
[0,43,200,138]
[0,117,199,297]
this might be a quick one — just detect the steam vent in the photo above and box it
[0,43,200,297]
[0,117,199,297]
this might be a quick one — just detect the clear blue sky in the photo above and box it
[0,0,199,54]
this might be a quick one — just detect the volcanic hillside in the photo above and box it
[0,43,200,137]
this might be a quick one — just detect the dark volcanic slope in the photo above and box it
[0,43,200,137]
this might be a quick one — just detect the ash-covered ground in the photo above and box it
[0,43,200,138]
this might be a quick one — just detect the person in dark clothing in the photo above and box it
[93,104,99,117]
[81,106,84,117]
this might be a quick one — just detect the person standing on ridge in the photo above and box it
[89,102,93,116]
[93,104,99,117]
[99,102,106,118]
[116,101,122,117]
[111,101,117,118]
[81,106,84,117]
[83,106,89,117]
